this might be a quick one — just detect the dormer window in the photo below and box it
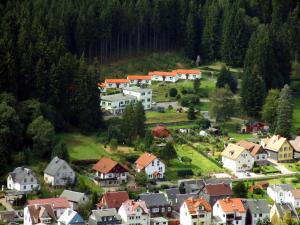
[24,178,27,183]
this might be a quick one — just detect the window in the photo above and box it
[152,161,155,166]
[141,92,145,96]
[236,221,239,225]
[199,214,204,218]
[24,178,27,182]
[31,185,33,188]
[24,186,26,189]
[31,178,34,182]
[147,98,151,102]
[161,207,165,212]
[157,161,160,166]
[159,167,162,172]
[148,91,151,94]
[259,214,262,217]
[168,207,171,212]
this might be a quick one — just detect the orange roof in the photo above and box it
[28,198,70,209]
[127,75,151,80]
[148,71,176,77]
[172,69,201,74]
[135,152,157,170]
[217,198,246,213]
[105,79,129,84]
[184,197,212,213]
[93,157,127,173]
[98,82,106,88]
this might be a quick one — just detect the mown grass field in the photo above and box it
[146,110,190,124]
[219,121,253,140]
[174,144,223,174]
[293,98,300,131]
[58,133,110,160]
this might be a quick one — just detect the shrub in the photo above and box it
[181,156,192,164]
[180,97,189,107]
[135,172,148,186]
[176,94,181,100]
[177,169,194,177]
[109,138,118,151]
[169,88,178,97]
[168,105,173,110]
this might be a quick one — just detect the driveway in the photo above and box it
[267,159,294,174]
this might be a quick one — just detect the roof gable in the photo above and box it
[184,197,212,214]
[44,157,72,176]
[93,157,128,174]
[217,198,246,213]
[221,144,250,160]
[265,135,290,152]
[97,191,129,209]
[135,152,158,170]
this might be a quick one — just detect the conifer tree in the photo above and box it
[275,85,293,138]
[261,89,280,132]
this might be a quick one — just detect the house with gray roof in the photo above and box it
[7,167,39,192]
[164,187,197,212]
[270,202,299,222]
[44,157,75,186]
[267,184,293,203]
[88,209,122,225]
[139,192,172,217]
[60,190,89,210]
[101,93,137,115]
[243,199,270,225]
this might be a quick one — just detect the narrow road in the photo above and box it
[0,198,14,211]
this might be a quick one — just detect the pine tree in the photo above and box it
[261,89,280,132]
[122,103,135,145]
[184,1,198,59]
[134,101,146,138]
[275,85,293,138]
[216,66,237,93]
[241,66,266,118]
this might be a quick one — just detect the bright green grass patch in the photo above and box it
[293,98,300,131]
[146,110,190,124]
[175,144,223,174]
[283,161,300,172]
[77,174,103,193]
[98,51,190,79]
[260,165,280,174]
[58,133,110,160]
[166,123,196,130]
[220,121,253,141]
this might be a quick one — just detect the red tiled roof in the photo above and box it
[28,198,70,209]
[93,157,127,174]
[135,152,157,170]
[121,200,149,214]
[172,69,201,74]
[105,79,129,84]
[236,140,263,157]
[217,198,246,213]
[127,75,151,80]
[185,197,212,213]
[205,184,233,196]
[97,191,129,209]
[98,82,106,88]
[148,71,177,77]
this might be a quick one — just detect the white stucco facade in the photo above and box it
[44,164,75,186]
[213,201,246,225]
[267,186,291,203]
[118,203,150,225]
[286,191,300,208]
[180,202,211,225]
[222,150,254,172]
[122,88,152,110]
[7,167,39,192]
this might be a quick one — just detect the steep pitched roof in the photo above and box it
[60,190,86,203]
[27,204,56,224]
[148,71,176,77]
[97,191,129,209]
[243,199,269,214]
[28,197,70,209]
[265,135,290,152]
[44,157,72,176]
[58,208,84,225]
[121,200,149,215]
[105,79,129,84]
[217,198,246,213]
[221,144,248,160]
[139,192,169,207]
[274,203,298,218]
[172,69,201,74]
[8,167,37,183]
[184,197,212,214]
[204,184,233,196]
[236,140,264,156]
[290,136,300,152]
[290,189,300,199]
[135,152,157,170]
[127,75,151,80]
[93,157,128,174]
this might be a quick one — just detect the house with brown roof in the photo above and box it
[96,191,129,210]
[221,143,254,172]
[198,183,233,206]
[24,204,57,225]
[286,189,300,208]
[237,140,268,165]
[93,157,129,187]
[180,197,212,225]
[290,136,300,159]
[212,198,246,225]
[27,197,70,218]
[261,135,294,162]
[135,152,165,179]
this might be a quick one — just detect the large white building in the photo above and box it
[180,197,212,225]
[213,198,246,225]
[123,87,152,110]
[267,184,293,203]
[7,167,39,192]
[101,87,152,115]
[221,143,254,172]
[118,200,150,225]
[135,152,165,179]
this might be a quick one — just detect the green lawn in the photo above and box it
[220,121,253,140]
[58,133,110,160]
[293,98,300,131]
[146,109,190,124]
[77,174,103,193]
[260,165,280,174]
[175,144,223,174]
[283,161,300,172]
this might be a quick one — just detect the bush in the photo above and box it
[180,97,189,107]
[135,172,148,186]
[181,156,192,164]
[109,138,118,151]
[168,105,173,110]
[169,88,178,97]
[176,94,181,100]
[253,167,260,173]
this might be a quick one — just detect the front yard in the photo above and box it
[283,161,300,172]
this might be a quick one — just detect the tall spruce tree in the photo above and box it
[216,66,237,93]
[134,101,146,138]
[275,85,293,138]
[241,66,266,118]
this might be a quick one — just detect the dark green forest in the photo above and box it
[0,0,300,168]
